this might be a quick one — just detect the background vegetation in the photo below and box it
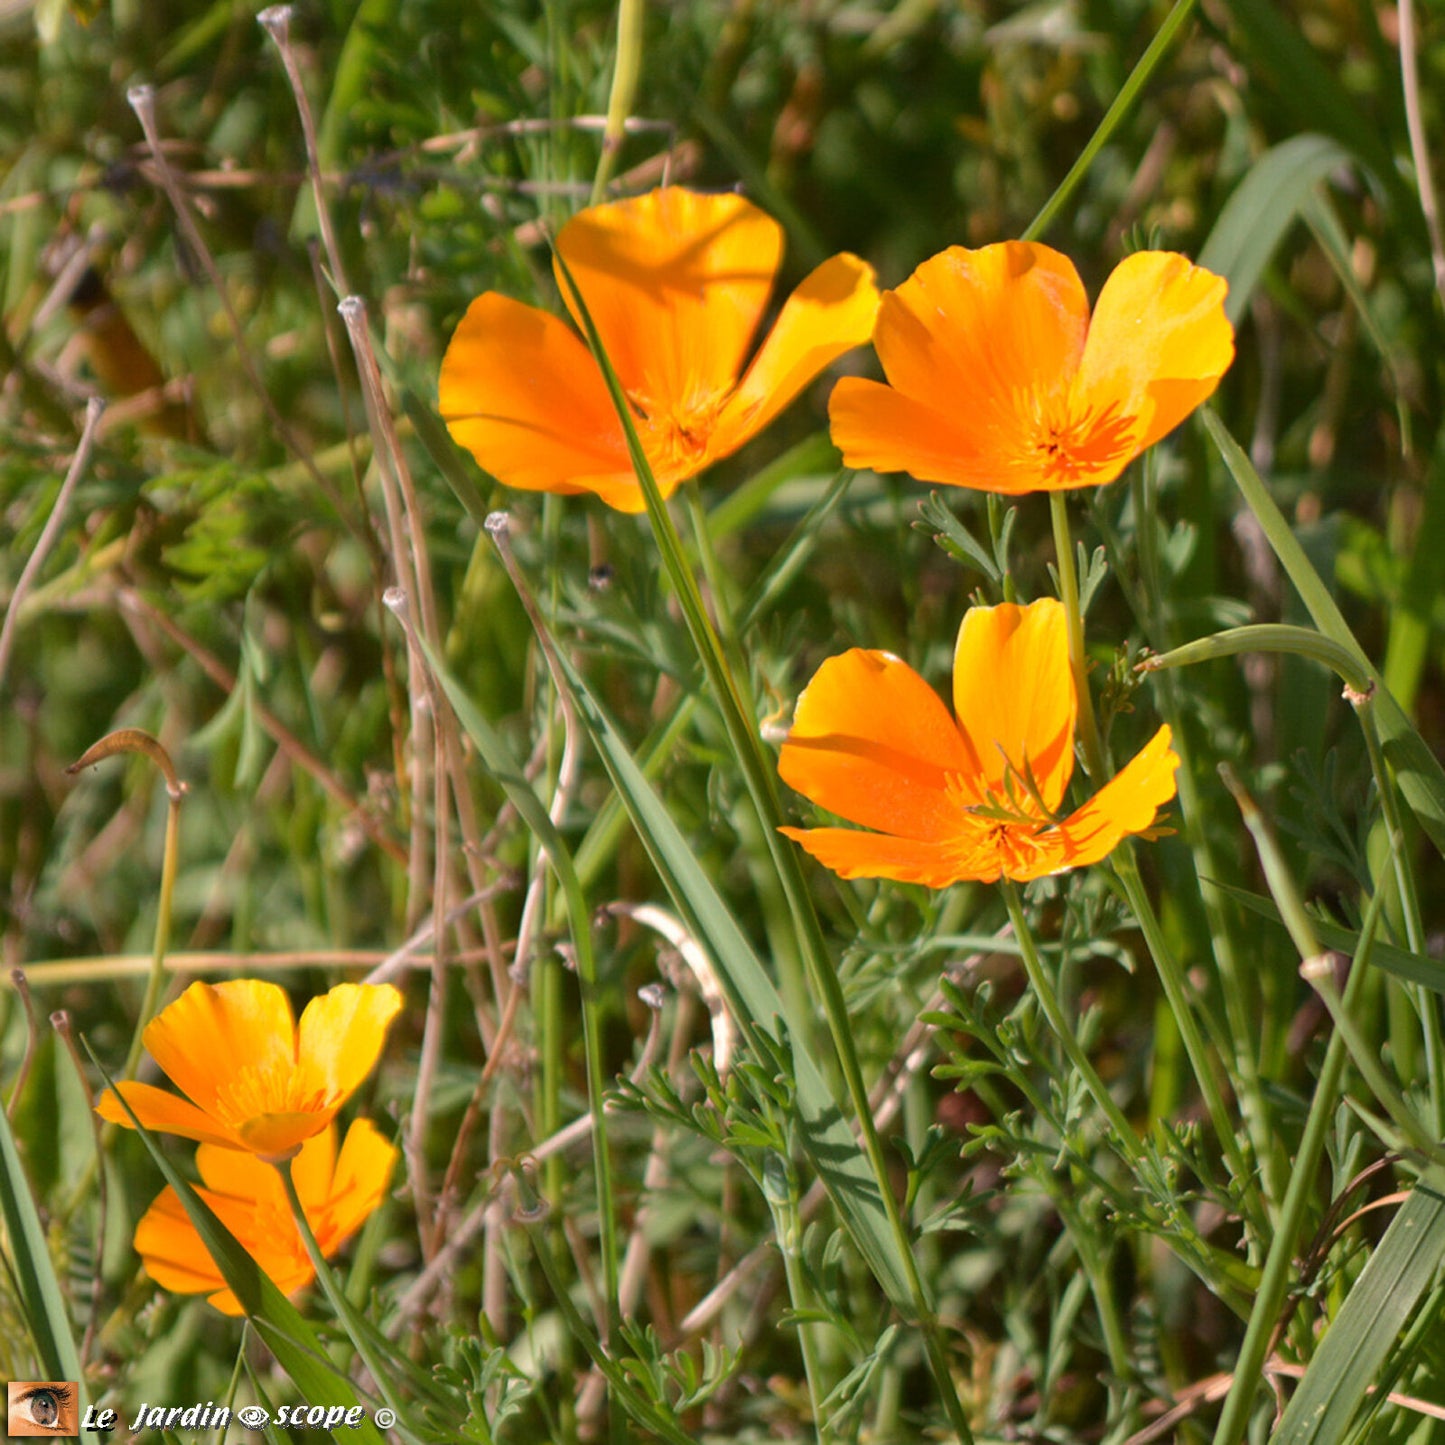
[3,0,1445,1441]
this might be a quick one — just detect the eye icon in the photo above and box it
[7,1381,79,1437]
[237,1404,269,1429]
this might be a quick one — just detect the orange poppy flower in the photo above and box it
[97,980,403,1161]
[439,187,880,512]
[778,598,1178,885]
[829,241,1233,494]
[134,1119,397,1315]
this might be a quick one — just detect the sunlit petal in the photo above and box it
[297,983,403,1106]
[1052,725,1180,868]
[132,1121,390,1316]
[1075,252,1234,458]
[778,648,975,841]
[314,1119,398,1252]
[779,826,978,889]
[835,241,1231,494]
[98,981,400,1159]
[96,1081,242,1149]
[951,599,1076,808]
[439,292,632,496]
[556,188,781,411]
[828,379,994,487]
[141,980,294,1118]
[710,253,880,459]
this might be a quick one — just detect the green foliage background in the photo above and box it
[4,0,1445,1442]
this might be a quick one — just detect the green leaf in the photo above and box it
[1198,134,1353,324]
[1273,1169,1445,1442]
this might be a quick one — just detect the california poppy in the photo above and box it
[779,598,1178,885]
[97,980,402,1161]
[829,241,1233,494]
[439,187,879,512]
[133,1119,397,1315]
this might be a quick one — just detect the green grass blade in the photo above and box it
[0,1100,93,1437]
[1198,134,1353,323]
[1201,408,1445,858]
[420,617,915,1310]
[1273,1168,1445,1443]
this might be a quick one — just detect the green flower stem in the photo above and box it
[1021,0,1198,243]
[1140,624,1373,692]
[277,1160,408,1429]
[553,252,975,1443]
[129,783,183,1082]
[1000,880,1139,1154]
[1208,772,1375,1445]
[591,0,644,204]
[1048,493,1104,779]
[1048,493,1264,1230]
[762,1153,835,1445]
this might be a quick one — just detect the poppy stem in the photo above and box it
[1048,491,1106,779]
[999,880,1139,1154]
[276,1158,410,1431]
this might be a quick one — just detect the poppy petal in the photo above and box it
[709,253,880,460]
[287,1120,340,1211]
[829,377,994,488]
[879,243,1089,406]
[235,1111,333,1161]
[141,980,295,1118]
[866,243,1093,491]
[134,1188,226,1294]
[314,1119,397,1251]
[1053,725,1180,868]
[951,599,1076,809]
[297,982,403,1104]
[555,188,781,412]
[439,291,636,500]
[779,826,975,888]
[1075,251,1233,459]
[194,1139,289,1200]
[779,648,975,841]
[95,1081,242,1148]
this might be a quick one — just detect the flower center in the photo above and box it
[213,1056,330,1127]
[632,388,730,481]
[1030,397,1136,485]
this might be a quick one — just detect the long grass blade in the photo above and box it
[1273,1169,1445,1443]
[0,1101,92,1437]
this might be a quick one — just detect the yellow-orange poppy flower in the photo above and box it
[829,241,1233,494]
[134,1119,397,1316]
[439,186,880,512]
[779,598,1178,885]
[97,980,402,1161]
